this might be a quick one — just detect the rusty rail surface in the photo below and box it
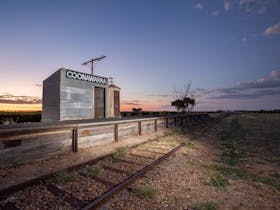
[80,143,185,210]
[0,136,162,202]
[0,141,185,210]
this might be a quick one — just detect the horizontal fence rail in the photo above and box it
[0,114,209,166]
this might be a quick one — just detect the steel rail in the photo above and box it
[80,143,185,210]
[0,136,162,202]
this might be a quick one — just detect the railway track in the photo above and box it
[0,139,184,210]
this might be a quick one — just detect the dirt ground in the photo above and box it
[102,113,280,210]
[1,113,279,210]
[0,131,166,190]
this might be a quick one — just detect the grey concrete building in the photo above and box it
[42,68,120,122]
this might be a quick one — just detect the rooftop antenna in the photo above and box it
[82,55,106,75]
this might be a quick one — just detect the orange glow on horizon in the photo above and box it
[120,103,169,112]
[0,103,42,112]
[0,103,168,112]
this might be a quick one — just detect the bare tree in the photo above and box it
[171,99,185,113]
[172,82,192,101]
[171,82,197,113]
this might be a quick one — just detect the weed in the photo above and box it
[185,141,195,148]
[182,149,189,156]
[250,174,280,191]
[228,118,244,138]
[114,146,129,159]
[82,165,100,177]
[171,128,183,135]
[190,201,218,210]
[270,173,280,179]
[218,118,246,142]
[183,152,189,157]
[206,164,246,179]
[204,172,228,188]
[164,130,173,136]
[221,148,243,165]
[170,143,177,147]
[102,156,112,163]
[215,114,280,192]
[111,156,120,163]
[218,118,246,166]
[134,185,157,199]
[162,136,175,143]
[205,165,280,191]
[53,170,79,183]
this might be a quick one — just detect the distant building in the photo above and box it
[42,68,120,122]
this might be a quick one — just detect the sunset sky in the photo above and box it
[0,0,280,111]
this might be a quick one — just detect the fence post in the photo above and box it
[72,127,78,152]
[154,119,157,131]
[166,118,169,128]
[138,121,142,135]
[114,124,118,141]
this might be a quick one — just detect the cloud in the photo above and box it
[147,94,169,97]
[239,0,271,14]
[121,100,141,106]
[210,89,280,99]
[212,10,220,16]
[224,0,273,14]
[224,0,234,11]
[270,70,280,79]
[196,88,213,94]
[0,94,41,104]
[237,77,280,90]
[242,36,247,42]
[264,22,280,36]
[196,70,280,101]
[192,3,204,9]
[121,102,140,105]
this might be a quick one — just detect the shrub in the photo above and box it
[191,201,218,210]
[53,171,79,183]
[134,185,157,199]
[204,173,228,188]
[114,146,129,159]
[82,165,100,177]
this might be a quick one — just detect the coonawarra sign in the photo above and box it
[66,70,107,85]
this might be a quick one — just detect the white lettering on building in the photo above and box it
[66,70,107,85]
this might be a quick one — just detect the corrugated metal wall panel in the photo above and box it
[42,70,61,122]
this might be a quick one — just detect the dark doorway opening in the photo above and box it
[94,87,105,118]
[114,90,120,117]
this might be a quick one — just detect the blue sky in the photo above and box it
[0,0,280,111]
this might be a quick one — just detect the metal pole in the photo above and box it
[82,56,106,75]
[91,59,93,75]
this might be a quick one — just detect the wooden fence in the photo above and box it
[0,114,209,166]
